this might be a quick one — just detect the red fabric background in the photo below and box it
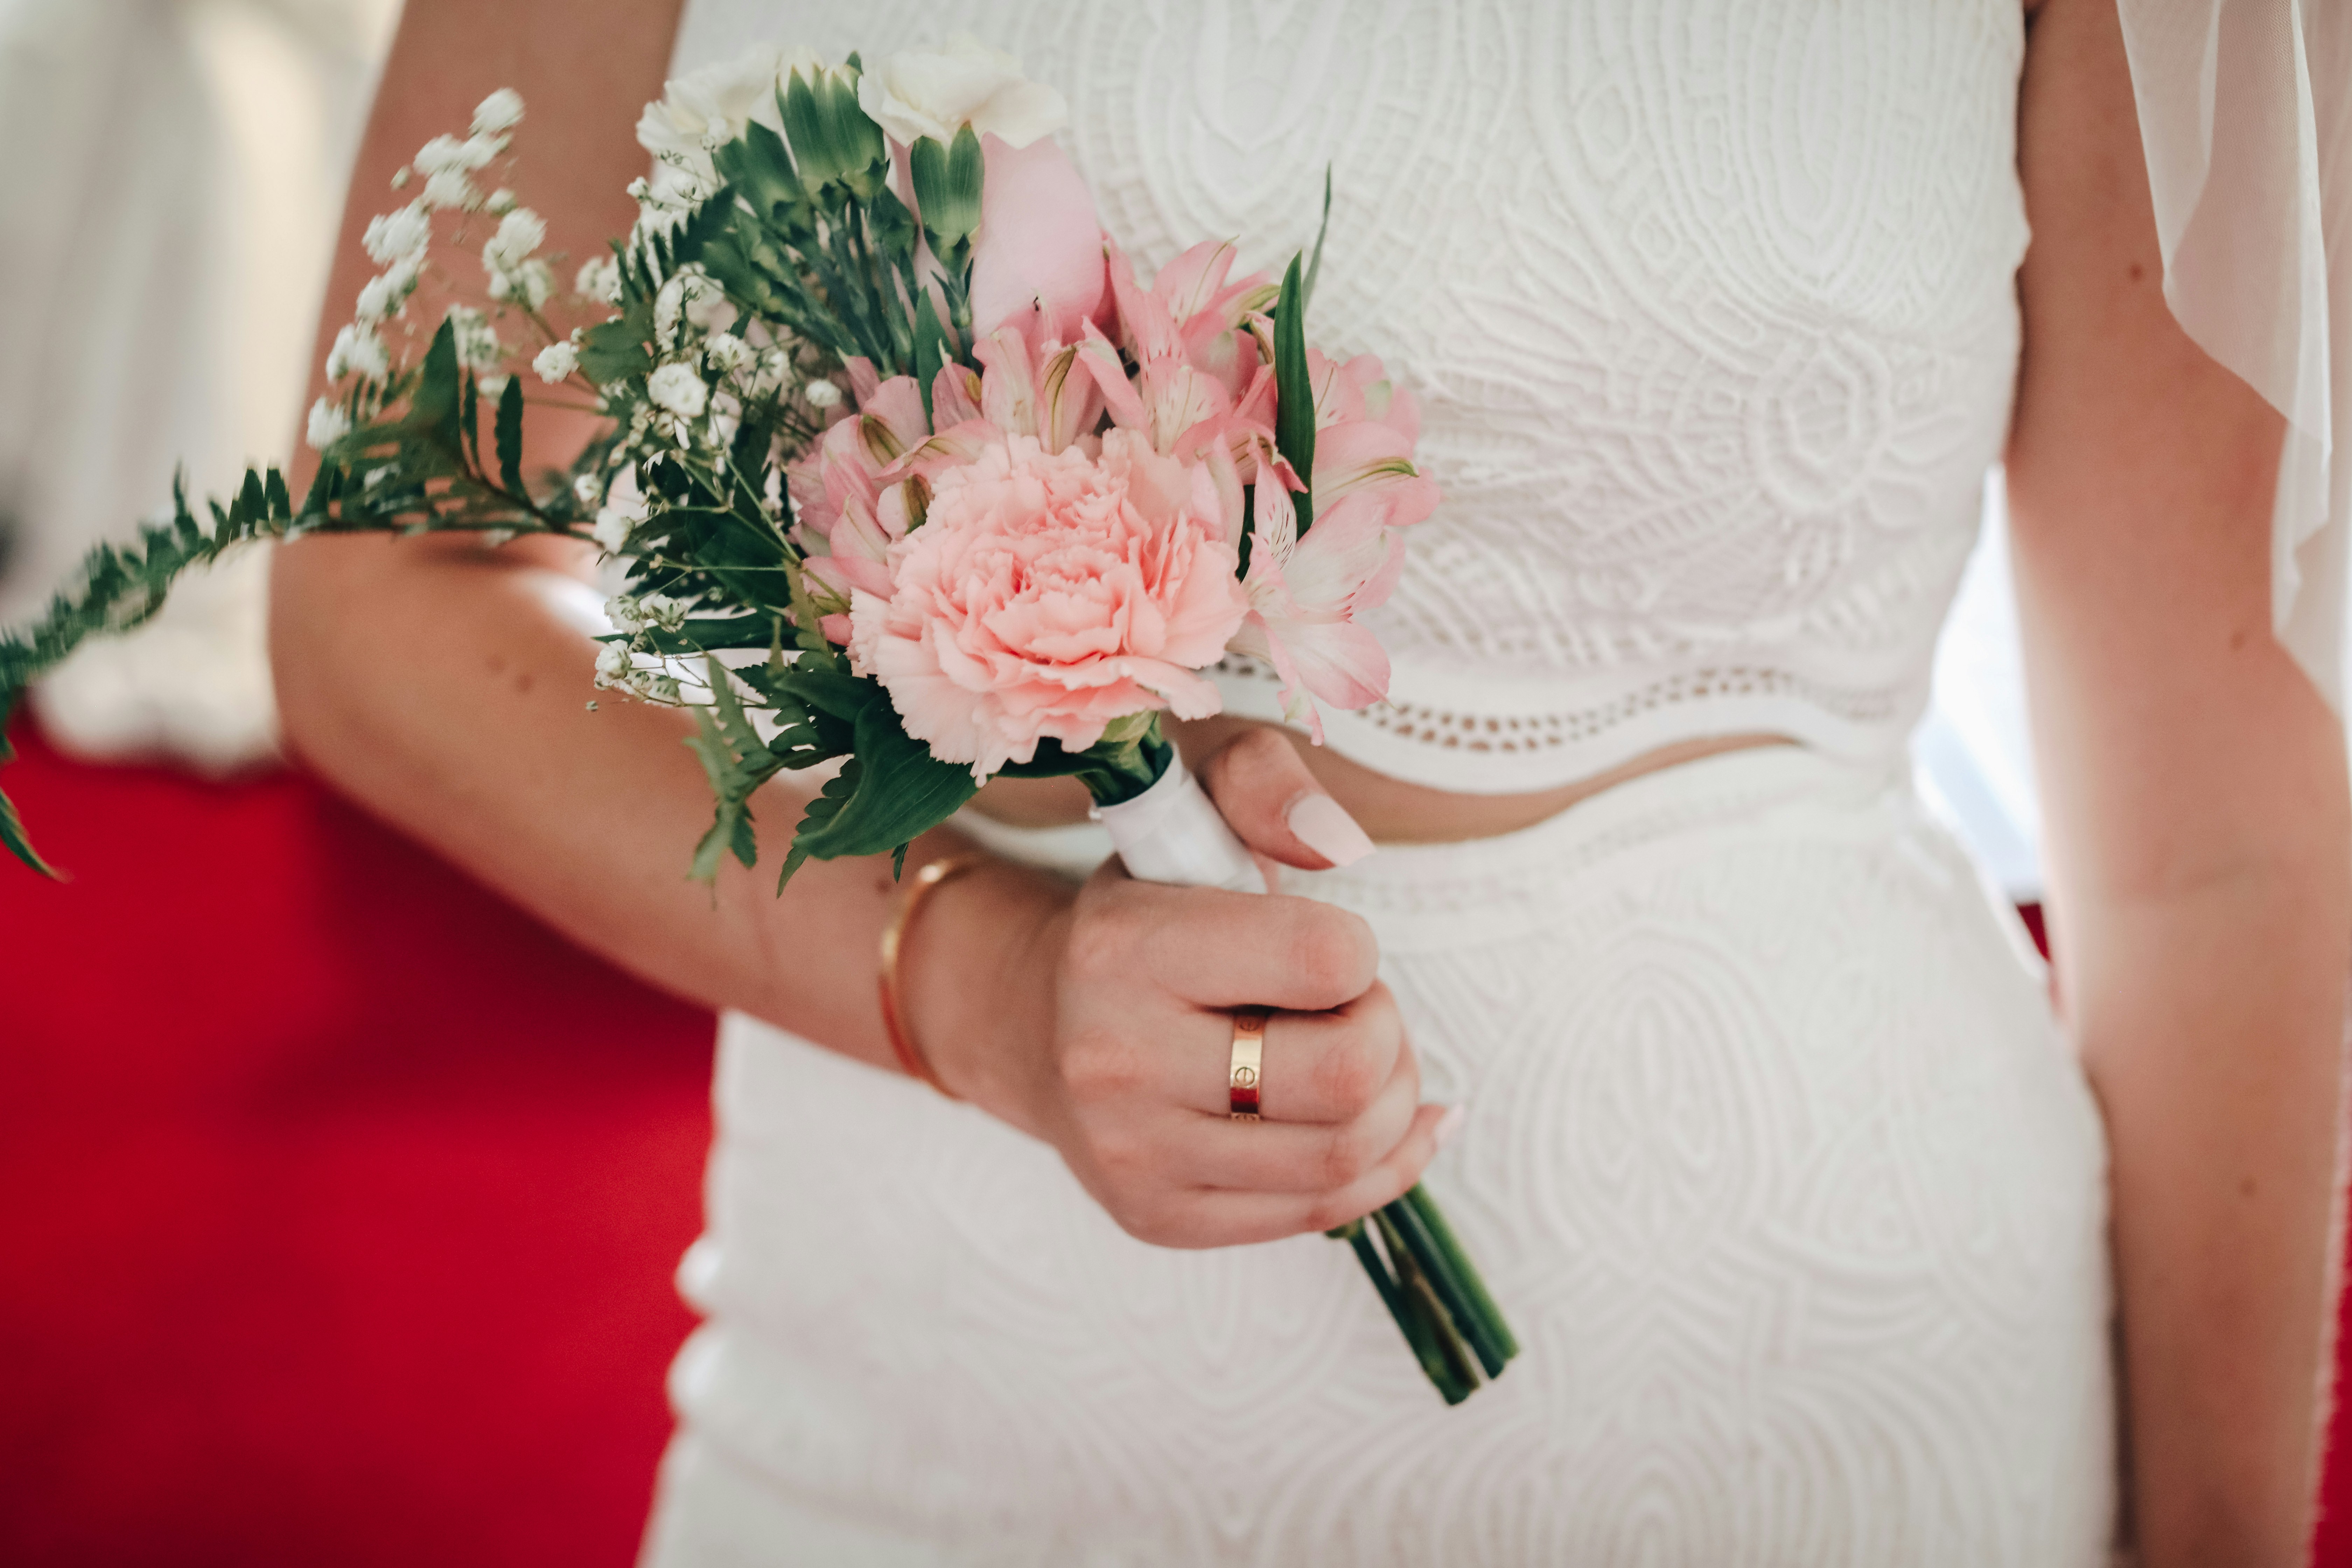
[1,716,2347,1564]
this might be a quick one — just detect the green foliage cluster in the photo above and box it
[0,58,1326,895]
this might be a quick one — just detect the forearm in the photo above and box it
[2060,852,2348,1561]
[271,532,954,1068]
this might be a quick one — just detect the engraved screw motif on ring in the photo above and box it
[1229,1010,1268,1120]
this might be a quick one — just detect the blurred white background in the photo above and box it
[0,0,396,771]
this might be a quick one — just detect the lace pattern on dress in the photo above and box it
[672,0,2032,793]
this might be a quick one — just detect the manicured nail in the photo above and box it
[1286,792,1376,868]
[1433,1104,1468,1149]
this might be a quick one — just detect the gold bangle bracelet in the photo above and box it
[877,853,987,1100]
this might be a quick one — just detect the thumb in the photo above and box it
[1194,728,1377,873]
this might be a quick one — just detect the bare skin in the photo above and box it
[2010,2,2350,1560]
[270,0,2344,1559]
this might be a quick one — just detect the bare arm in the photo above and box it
[2009,2,2350,1561]
[271,0,1442,1247]
[273,0,916,1060]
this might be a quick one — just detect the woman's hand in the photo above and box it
[912,728,1452,1249]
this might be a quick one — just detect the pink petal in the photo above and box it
[968,134,1109,344]
[1280,617,1391,710]
[1076,321,1149,432]
[931,363,983,427]
[1037,343,1103,454]
[1149,239,1238,325]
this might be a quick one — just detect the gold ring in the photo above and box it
[1229,1010,1268,1120]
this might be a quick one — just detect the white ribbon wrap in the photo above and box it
[1090,752,1264,893]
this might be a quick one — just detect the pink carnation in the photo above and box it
[850,430,1249,777]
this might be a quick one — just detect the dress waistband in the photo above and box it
[952,745,1928,941]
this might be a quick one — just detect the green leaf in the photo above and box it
[494,374,525,497]
[407,320,463,449]
[0,702,58,878]
[912,285,950,428]
[777,758,858,889]
[866,185,919,265]
[461,369,480,472]
[765,664,876,725]
[787,696,977,864]
[578,296,655,385]
[0,460,308,878]
[1272,253,1316,525]
[713,122,804,221]
[1302,164,1334,313]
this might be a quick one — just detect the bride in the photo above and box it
[272,1,2349,1562]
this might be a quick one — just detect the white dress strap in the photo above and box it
[2117,0,2352,712]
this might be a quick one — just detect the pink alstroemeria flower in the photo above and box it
[786,360,1004,640]
[971,304,1104,455]
[965,134,1111,341]
[1077,240,1277,460]
[1225,349,1440,737]
[1222,437,1407,742]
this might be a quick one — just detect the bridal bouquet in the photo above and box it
[0,37,1516,1402]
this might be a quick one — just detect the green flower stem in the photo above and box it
[1334,1217,1470,1405]
[1404,1182,1519,1364]
[1384,1187,1511,1379]
[1371,1207,1481,1403]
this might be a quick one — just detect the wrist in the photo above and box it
[896,852,1069,1136]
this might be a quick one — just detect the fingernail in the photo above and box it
[1433,1104,1468,1149]
[1286,792,1376,868]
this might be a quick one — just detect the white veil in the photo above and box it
[2117,0,2352,713]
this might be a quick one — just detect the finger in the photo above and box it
[1163,988,1407,1123]
[1165,1102,1451,1248]
[1167,1038,1422,1193]
[1196,727,1376,871]
[1107,882,1382,1011]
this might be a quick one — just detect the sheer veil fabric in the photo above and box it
[2118,0,2352,711]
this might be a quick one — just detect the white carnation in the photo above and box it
[801,377,842,409]
[636,43,785,202]
[534,341,579,383]
[326,323,389,382]
[858,34,1066,149]
[362,203,430,265]
[593,641,632,682]
[648,362,709,419]
[305,397,351,450]
[471,88,525,135]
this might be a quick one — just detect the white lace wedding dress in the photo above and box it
[638,3,2352,1564]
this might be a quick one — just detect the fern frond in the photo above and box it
[0,465,299,875]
